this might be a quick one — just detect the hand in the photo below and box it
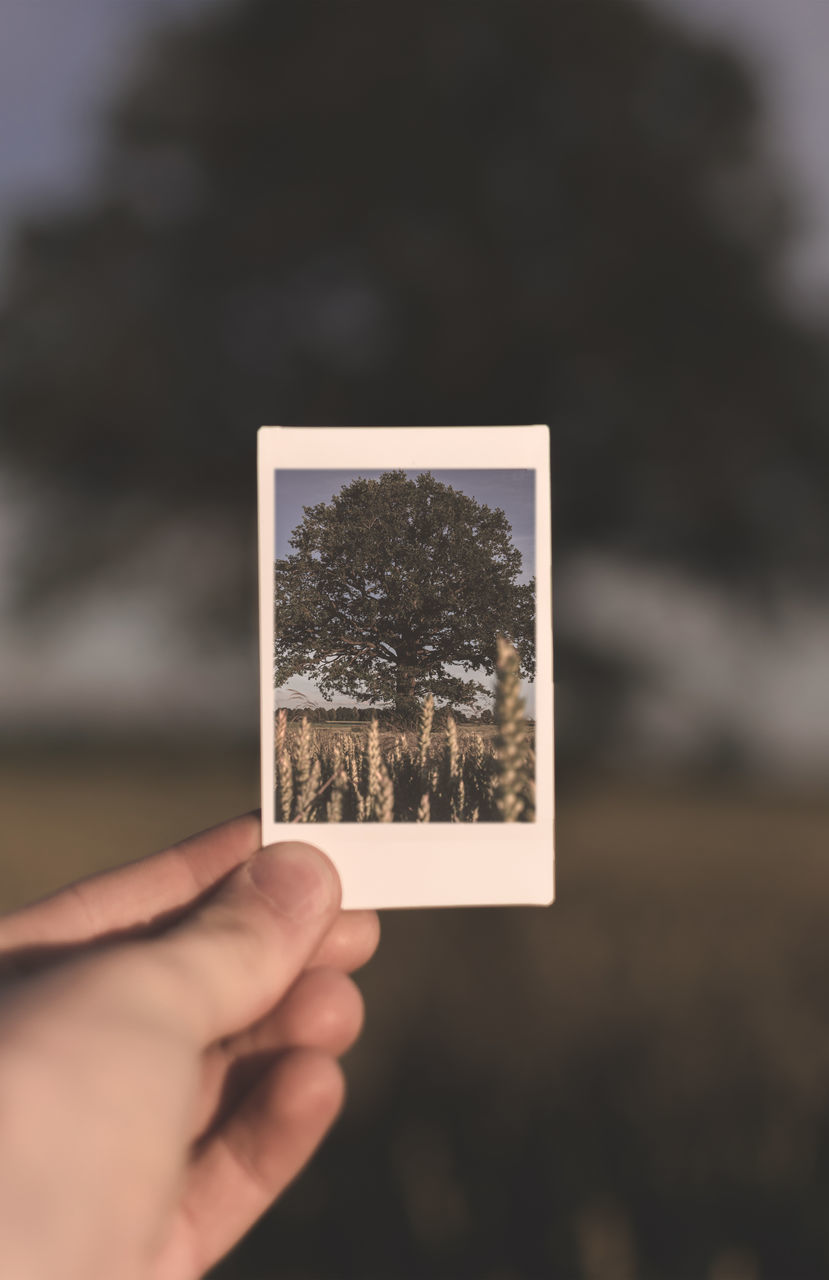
[0,813,380,1280]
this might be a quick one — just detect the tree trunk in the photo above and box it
[395,657,419,725]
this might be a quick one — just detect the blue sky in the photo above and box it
[274,468,536,713]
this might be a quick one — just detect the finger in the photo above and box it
[194,967,364,1136]
[0,899,380,991]
[308,909,381,973]
[238,966,365,1058]
[0,813,262,953]
[136,842,341,1045]
[153,1049,344,1280]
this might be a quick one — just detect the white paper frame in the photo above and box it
[258,426,553,909]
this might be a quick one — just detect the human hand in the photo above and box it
[0,814,380,1280]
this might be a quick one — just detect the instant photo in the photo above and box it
[259,426,553,909]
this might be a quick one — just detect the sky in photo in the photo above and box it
[274,468,536,714]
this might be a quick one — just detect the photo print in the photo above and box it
[259,426,553,909]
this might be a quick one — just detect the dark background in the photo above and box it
[2,2,829,1276]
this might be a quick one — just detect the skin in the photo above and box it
[0,813,380,1280]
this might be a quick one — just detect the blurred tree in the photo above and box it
[2,0,827,588]
[1,0,827,757]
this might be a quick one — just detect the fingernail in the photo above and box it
[248,843,338,921]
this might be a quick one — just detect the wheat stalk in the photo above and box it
[295,716,312,800]
[323,747,346,822]
[275,707,287,758]
[275,707,294,822]
[296,756,321,822]
[445,712,463,820]
[278,753,293,822]
[326,788,343,822]
[493,634,531,821]
[452,775,465,823]
[366,717,382,819]
[293,753,344,823]
[523,746,537,822]
[446,713,459,782]
[417,693,434,777]
[377,764,394,822]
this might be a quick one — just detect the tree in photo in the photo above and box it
[274,471,535,723]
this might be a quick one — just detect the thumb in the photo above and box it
[134,842,341,1046]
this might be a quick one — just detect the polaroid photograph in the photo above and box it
[258,426,553,909]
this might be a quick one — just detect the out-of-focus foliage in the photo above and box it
[2,0,827,606]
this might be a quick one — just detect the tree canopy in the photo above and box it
[274,471,534,719]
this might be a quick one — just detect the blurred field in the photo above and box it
[0,745,259,912]
[3,754,829,1277]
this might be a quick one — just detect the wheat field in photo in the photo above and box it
[274,636,536,823]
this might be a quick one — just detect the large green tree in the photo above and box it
[274,471,534,720]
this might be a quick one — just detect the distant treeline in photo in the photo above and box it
[277,703,534,728]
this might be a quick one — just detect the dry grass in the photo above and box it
[0,746,258,913]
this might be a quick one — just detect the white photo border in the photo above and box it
[258,426,553,909]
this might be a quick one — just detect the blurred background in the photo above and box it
[2,0,829,1275]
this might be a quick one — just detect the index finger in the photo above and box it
[0,813,262,953]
